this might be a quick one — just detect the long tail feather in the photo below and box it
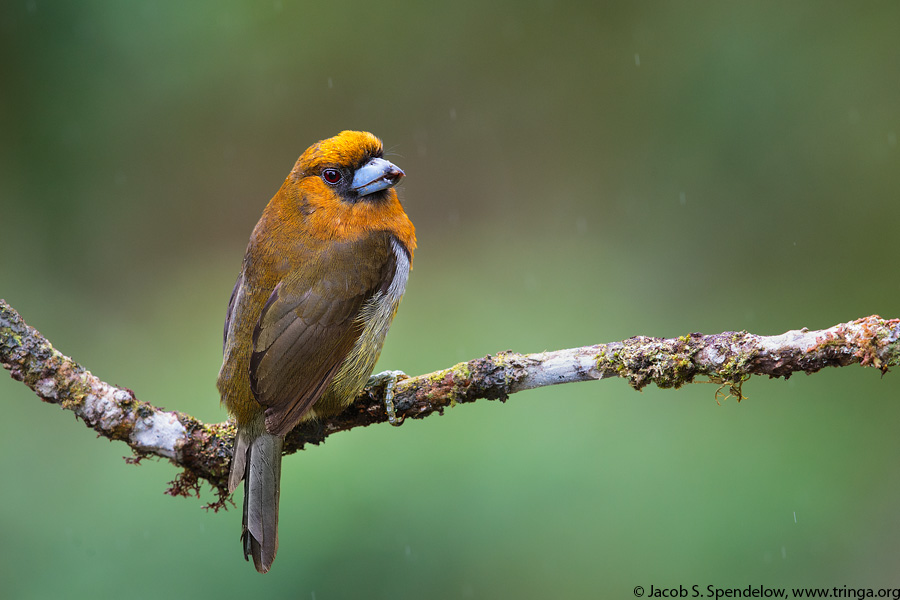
[232,430,283,573]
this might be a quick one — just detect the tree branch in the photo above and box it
[3,298,898,507]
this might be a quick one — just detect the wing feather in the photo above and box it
[249,233,396,436]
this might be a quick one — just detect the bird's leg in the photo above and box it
[367,370,407,426]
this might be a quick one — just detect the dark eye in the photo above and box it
[322,169,342,185]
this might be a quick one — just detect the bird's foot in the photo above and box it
[367,370,407,426]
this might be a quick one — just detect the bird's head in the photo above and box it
[290,130,405,204]
[270,131,415,251]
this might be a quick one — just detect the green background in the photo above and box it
[2,1,899,598]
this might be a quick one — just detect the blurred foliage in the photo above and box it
[1,1,899,598]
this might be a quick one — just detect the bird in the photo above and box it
[217,130,416,573]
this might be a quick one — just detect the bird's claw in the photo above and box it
[368,370,407,426]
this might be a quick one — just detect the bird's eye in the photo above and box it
[322,169,342,185]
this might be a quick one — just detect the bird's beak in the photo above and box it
[350,157,405,196]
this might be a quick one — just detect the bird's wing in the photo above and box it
[249,233,397,436]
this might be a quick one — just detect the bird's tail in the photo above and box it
[229,428,283,573]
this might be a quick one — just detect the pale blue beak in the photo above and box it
[350,157,405,196]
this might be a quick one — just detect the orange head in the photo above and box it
[263,130,417,253]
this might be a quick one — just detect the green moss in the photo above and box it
[596,338,700,391]
[707,343,756,402]
[456,362,472,380]
[427,368,450,384]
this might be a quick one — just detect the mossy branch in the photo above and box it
[2,298,898,508]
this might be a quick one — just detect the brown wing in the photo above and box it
[249,233,396,436]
